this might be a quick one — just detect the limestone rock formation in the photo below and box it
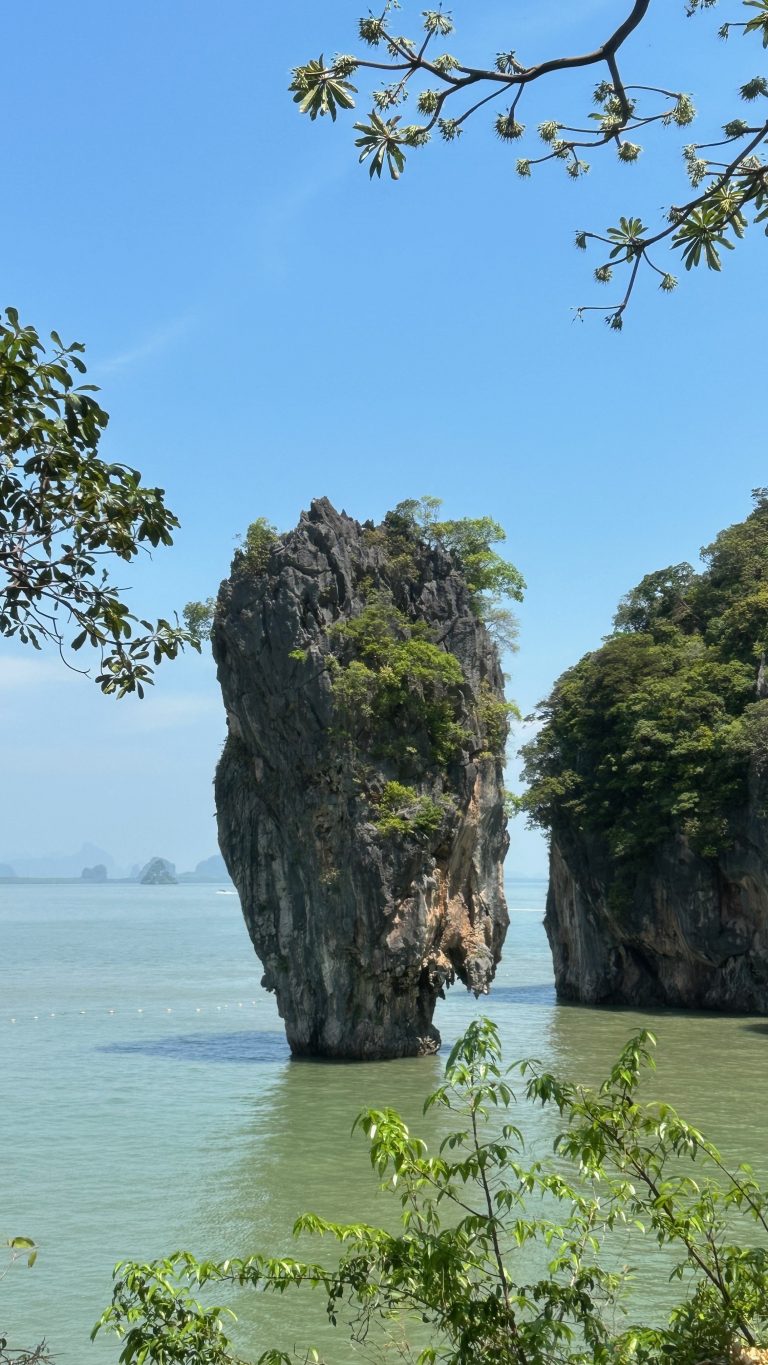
[523,495,768,1014]
[81,863,108,882]
[139,857,177,886]
[213,498,510,1059]
[546,801,768,1012]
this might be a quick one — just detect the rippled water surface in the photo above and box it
[3,879,767,1362]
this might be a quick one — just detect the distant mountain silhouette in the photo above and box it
[0,845,232,883]
[3,842,115,879]
[178,854,230,883]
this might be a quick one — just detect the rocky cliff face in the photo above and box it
[546,797,768,1011]
[213,498,510,1059]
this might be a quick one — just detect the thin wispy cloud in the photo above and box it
[0,652,220,735]
[251,157,351,282]
[118,691,222,735]
[473,0,618,50]
[95,312,195,375]
[0,655,74,692]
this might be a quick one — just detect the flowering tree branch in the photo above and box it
[289,0,768,325]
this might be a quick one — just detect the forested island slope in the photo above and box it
[523,493,768,1011]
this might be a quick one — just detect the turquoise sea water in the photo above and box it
[3,879,767,1362]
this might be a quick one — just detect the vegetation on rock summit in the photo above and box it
[522,491,768,877]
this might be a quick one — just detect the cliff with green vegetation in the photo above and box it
[213,497,520,1059]
[523,492,768,1011]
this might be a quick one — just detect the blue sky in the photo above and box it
[1,1,765,874]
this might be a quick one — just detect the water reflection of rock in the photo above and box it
[210,1015,564,1360]
[201,1050,446,1361]
[194,926,565,1361]
[98,1029,288,1066]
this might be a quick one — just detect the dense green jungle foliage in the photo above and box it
[324,499,521,824]
[522,491,768,873]
[388,497,524,600]
[96,1019,768,1365]
[373,780,452,837]
[328,591,469,771]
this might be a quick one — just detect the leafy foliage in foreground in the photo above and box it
[95,1019,768,1363]
[0,309,195,695]
[0,1346,54,1365]
[1,1235,53,1365]
[523,491,768,874]
[289,1,768,325]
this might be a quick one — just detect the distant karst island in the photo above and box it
[0,848,232,885]
[139,857,177,885]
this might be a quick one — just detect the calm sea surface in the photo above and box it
[3,879,767,1362]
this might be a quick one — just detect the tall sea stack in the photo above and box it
[213,499,511,1059]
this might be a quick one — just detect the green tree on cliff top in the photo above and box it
[522,490,768,874]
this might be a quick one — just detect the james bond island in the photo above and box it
[523,492,768,1013]
[212,498,522,1059]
